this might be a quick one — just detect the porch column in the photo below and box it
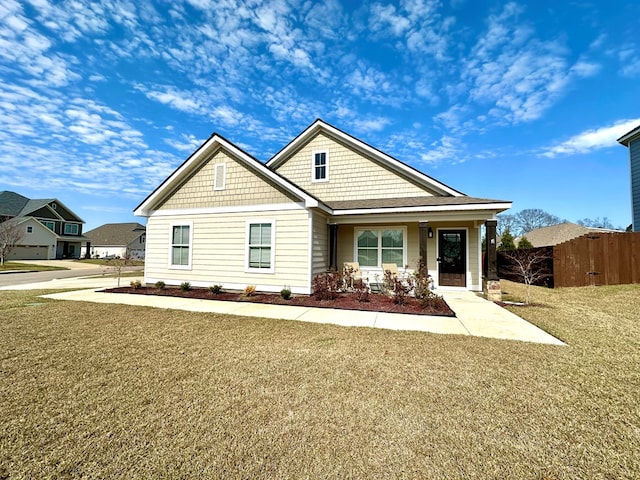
[85,241,91,259]
[418,222,428,269]
[329,223,338,271]
[483,219,501,301]
[484,220,498,280]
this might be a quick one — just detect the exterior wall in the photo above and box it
[158,148,297,211]
[630,138,640,232]
[335,220,482,291]
[311,210,329,276]
[144,208,312,293]
[9,218,57,260]
[273,132,435,202]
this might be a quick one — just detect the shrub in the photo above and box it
[154,281,166,290]
[243,285,257,297]
[312,271,341,300]
[352,279,370,302]
[420,291,447,311]
[130,280,142,289]
[180,281,191,292]
[412,261,433,299]
[209,284,223,294]
[280,286,292,300]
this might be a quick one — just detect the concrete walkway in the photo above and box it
[0,273,564,345]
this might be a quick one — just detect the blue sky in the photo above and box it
[1,0,639,231]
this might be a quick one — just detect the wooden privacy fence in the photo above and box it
[554,232,640,287]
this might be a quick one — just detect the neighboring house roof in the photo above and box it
[134,133,326,216]
[617,124,640,146]
[84,222,146,246]
[522,222,622,247]
[0,190,84,223]
[267,118,463,197]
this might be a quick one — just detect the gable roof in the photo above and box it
[0,190,84,222]
[522,222,622,247]
[134,133,325,217]
[84,222,146,246]
[266,119,464,197]
[617,123,640,146]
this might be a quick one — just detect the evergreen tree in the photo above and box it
[518,236,534,249]
[498,228,516,251]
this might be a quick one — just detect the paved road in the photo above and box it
[0,261,143,288]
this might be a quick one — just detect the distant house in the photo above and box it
[617,124,640,232]
[134,119,511,294]
[0,190,88,259]
[522,222,621,247]
[84,222,146,259]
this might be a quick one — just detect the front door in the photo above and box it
[438,230,466,287]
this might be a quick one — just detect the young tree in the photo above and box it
[0,217,25,266]
[500,248,553,304]
[517,236,534,249]
[498,228,516,251]
[105,248,134,287]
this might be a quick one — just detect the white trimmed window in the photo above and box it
[41,220,55,231]
[170,223,192,269]
[214,163,226,190]
[246,220,275,273]
[312,151,328,182]
[64,223,79,235]
[355,228,406,268]
[26,226,33,234]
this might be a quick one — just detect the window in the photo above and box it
[170,224,192,268]
[246,221,275,272]
[214,163,226,190]
[41,220,55,231]
[312,151,328,182]
[51,203,57,210]
[356,228,405,267]
[26,226,33,234]
[64,223,79,235]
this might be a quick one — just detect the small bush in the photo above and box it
[130,280,142,289]
[154,281,166,290]
[243,285,257,297]
[312,272,341,300]
[280,286,292,300]
[209,284,223,294]
[180,281,191,292]
[412,261,433,299]
[420,291,446,310]
[353,279,370,302]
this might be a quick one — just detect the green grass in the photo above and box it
[1,281,639,478]
[0,262,66,272]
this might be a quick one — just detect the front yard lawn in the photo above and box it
[1,281,639,478]
[0,262,66,272]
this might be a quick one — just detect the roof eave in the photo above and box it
[617,125,640,146]
[331,201,512,216]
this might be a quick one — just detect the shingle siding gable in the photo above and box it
[272,132,437,202]
[158,147,300,211]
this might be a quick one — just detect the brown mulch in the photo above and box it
[104,286,455,317]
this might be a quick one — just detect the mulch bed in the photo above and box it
[103,286,455,317]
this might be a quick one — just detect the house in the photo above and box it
[520,222,622,248]
[83,222,146,259]
[134,119,511,295]
[617,124,640,232]
[0,190,88,259]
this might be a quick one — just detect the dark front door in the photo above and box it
[438,230,466,287]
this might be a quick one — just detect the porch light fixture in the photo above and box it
[428,227,433,238]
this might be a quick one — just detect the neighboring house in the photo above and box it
[83,222,146,259]
[0,190,88,259]
[521,222,622,247]
[135,119,511,294]
[617,124,640,232]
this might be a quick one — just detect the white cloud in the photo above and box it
[540,118,640,158]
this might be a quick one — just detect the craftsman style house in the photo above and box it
[0,191,88,259]
[84,222,146,259]
[135,119,511,294]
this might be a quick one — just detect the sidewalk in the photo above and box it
[11,274,565,345]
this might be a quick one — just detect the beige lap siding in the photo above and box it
[311,210,329,276]
[144,209,311,293]
[274,132,436,202]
